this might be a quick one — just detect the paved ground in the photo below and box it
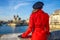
[0,33,31,40]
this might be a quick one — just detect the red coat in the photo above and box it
[22,9,50,40]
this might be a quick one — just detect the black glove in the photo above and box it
[18,35,24,38]
[18,35,31,38]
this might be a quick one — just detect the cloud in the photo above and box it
[14,2,30,10]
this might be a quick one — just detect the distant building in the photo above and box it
[50,9,60,31]
[26,19,29,24]
[13,15,21,23]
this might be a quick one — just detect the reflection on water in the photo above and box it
[0,25,28,34]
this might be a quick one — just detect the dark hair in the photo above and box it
[33,1,44,9]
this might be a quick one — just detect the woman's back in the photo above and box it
[31,9,49,40]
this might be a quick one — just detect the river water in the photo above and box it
[0,25,60,40]
[0,25,28,34]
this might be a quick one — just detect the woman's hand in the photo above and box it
[18,33,26,38]
[21,33,26,38]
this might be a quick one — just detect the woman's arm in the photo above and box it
[22,14,34,37]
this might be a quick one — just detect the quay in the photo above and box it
[0,33,31,40]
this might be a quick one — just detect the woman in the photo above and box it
[18,1,50,40]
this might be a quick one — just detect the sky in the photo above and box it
[0,0,60,21]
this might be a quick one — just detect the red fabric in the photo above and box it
[22,9,50,40]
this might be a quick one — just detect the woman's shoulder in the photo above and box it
[30,13,36,18]
[31,12,36,16]
[44,13,49,17]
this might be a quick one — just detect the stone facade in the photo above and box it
[49,10,60,31]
